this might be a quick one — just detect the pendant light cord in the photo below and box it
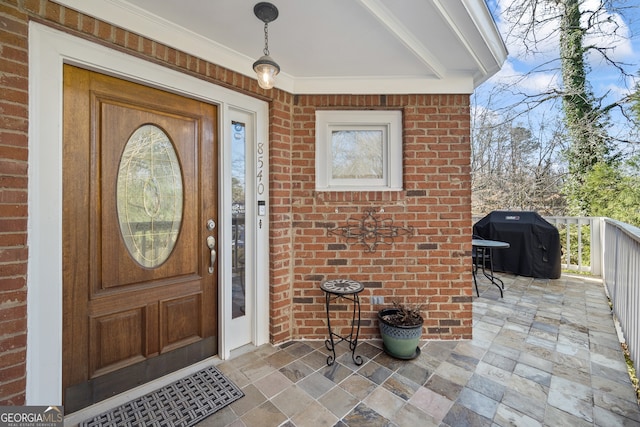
[263,23,270,56]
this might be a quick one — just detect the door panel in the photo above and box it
[99,102,200,289]
[62,65,218,412]
[90,308,146,376]
[161,294,203,352]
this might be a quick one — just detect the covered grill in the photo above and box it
[473,211,561,279]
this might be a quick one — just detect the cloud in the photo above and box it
[599,73,640,100]
[493,0,636,67]
[471,104,501,124]
[582,0,635,65]
[485,61,560,94]
[494,0,561,62]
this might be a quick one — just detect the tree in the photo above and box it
[471,100,567,215]
[555,0,620,214]
[475,0,638,215]
[559,0,611,176]
[632,72,640,123]
[581,159,640,226]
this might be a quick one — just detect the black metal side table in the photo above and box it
[472,239,510,298]
[320,278,364,366]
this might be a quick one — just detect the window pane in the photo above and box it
[231,122,246,319]
[331,130,383,179]
[116,124,183,268]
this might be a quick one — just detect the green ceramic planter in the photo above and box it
[378,308,423,359]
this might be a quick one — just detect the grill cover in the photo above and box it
[473,211,561,279]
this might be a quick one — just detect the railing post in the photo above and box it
[590,217,603,277]
[564,218,572,268]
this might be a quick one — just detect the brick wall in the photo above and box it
[269,92,296,344]
[283,95,473,342]
[0,0,30,406]
[0,0,473,405]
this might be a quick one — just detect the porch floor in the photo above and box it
[195,273,640,426]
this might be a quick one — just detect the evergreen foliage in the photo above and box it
[582,159,640,226]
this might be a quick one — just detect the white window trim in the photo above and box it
[315,110,403,191]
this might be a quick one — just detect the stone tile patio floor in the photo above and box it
[198,274,640,426]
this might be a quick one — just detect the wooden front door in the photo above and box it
[62,65,218,412]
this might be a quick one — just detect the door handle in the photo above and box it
[207,236,216,274]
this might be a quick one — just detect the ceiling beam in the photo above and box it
[432,0,488,76]
[357,0,446,79]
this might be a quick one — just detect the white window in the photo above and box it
[315,110,403,191]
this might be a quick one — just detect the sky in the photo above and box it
[476,0,640,148]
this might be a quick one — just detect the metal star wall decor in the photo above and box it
[328,209,414,253]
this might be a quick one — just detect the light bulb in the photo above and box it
[253,55,280,90]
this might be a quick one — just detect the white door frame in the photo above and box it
[26,22,270,405]
[226,108,262,350]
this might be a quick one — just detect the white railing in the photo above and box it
[544,216,603,276]
[602,218,640,369]
[472,214,639,369]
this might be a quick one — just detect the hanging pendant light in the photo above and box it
[252,2,280,89]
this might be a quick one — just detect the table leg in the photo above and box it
[349,294,363,365]
[478,247,504,298]
[324,291,337,366]
[472,249,481,297]
[472,263,480,297]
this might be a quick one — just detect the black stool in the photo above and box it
[320,279,364,366]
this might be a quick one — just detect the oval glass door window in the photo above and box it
[117,124,183,268]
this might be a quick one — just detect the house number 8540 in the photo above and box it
[257,142,265,195]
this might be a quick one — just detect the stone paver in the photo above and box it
[186,273,640,426]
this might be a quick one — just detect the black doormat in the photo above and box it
[80,366,244,427]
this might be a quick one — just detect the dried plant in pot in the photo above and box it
[378,300,424,359]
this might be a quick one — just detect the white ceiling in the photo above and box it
[55,0,507,94]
